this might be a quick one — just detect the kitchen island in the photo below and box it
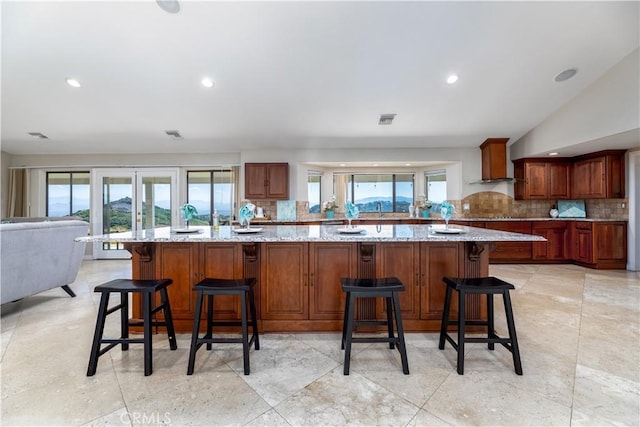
[81,224,544,333]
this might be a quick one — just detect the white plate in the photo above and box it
[232,228,263,234]
[336,227,366,234]
[172,228,203,234]
[432,227,465,234]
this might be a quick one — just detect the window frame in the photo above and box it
[46,171,90,218]
[186,169,236,225]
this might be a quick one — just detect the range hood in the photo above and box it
[471,137,516,184]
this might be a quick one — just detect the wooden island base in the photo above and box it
[128,241,490,333]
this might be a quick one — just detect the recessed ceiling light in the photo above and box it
[156,0,180,14]
[372,163,379,167]
[340,163,346,167]
[65,78,81,88]
[405,163,412,166]
[446,74,459,84]
[554,68,577,82]
[201,78,214,88]
[549,152,559,156]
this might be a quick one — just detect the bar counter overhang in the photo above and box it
[79,224,544,333]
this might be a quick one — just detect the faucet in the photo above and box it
[376,201,382,218]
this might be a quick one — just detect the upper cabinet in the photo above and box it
[513,159,570,200]
[571,151,625,199]
[244,163,289,200]
[513,149,625,200]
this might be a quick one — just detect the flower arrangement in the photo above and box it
[322,195,338,212]
[415,195,432,210]
[180,203,198,227]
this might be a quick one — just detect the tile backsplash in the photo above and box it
[251,192,628,221]
[459,191,628,220]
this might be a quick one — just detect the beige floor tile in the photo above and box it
[1,260,639,426]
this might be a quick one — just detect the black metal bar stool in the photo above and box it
[341,277,409,375]
[87,278,177,376]
[439,276,522,375]
[187,278,259,375]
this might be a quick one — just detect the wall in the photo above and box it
[511,48,640,159]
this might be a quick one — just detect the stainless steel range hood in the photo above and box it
[471,138,516,184]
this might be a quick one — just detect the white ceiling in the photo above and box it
[1,1,639,157]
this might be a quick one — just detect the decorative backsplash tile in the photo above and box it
[458,191,628,220]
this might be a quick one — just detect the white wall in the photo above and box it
[511,48,640,159]
[0,151,12,217]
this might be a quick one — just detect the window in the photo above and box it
[425,170,447,203]
[343,173,414,213]
[187,170,235,225]
[307,171,322,213]
[46,172,90,221]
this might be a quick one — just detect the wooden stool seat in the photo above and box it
[341,277,409,375]
[439,276,522,375]
[87,278,177,376]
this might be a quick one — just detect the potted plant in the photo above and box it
[322,196,338,218]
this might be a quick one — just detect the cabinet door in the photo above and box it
[201,243,245,320]
[574,227,594,264]
[595,223,626,262]
[266,163,289,199]
[155,243,200,320]
[376,242,420,319]
[589,158,606,198]
[244,163,267,199]
[420,243,459,320]
[606,155,625,198]
[309,243,357,320]
[532,222,568,260]
[572,160,592,198]
[548,162,570,199]
[525,162,548,199]
[260,242,308,320]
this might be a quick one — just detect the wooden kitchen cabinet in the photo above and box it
[260,242,308,320]
[572,221,627,269]
[485,221,533,262]
[244,162,289,199]
[201,243,247,320]
[260,242,357,328]
[513,159,570,200]
[532,221,569,261]
[571,151,625,199]
[375,242,421,320]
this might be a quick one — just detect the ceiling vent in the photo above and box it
[28,132,49,139]
[164,130,183,140]
[378,114,396,125]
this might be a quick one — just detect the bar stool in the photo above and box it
[439,276,522,375]
[341,277,409,375]
[187,278,259,375]
[87,278,177,376]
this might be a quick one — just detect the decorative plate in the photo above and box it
[172,228,203,234]
[432,227,465,234]
[232,228,263,234]
[336,227,366,234]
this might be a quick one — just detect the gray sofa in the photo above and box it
[0,219,89,305]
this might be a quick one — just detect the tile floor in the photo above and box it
[1,260,639,426]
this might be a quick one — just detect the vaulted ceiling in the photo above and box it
[1,1,638,156]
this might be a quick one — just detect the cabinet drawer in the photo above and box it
[574,222,592,230]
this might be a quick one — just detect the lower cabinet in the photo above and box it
[532,221,569,261]
[259,242,358,330]
[572,222,627,269]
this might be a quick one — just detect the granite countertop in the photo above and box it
[78,224,546,243]
[248,217,623,223]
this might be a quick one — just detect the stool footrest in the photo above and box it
[105,303,125,316]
